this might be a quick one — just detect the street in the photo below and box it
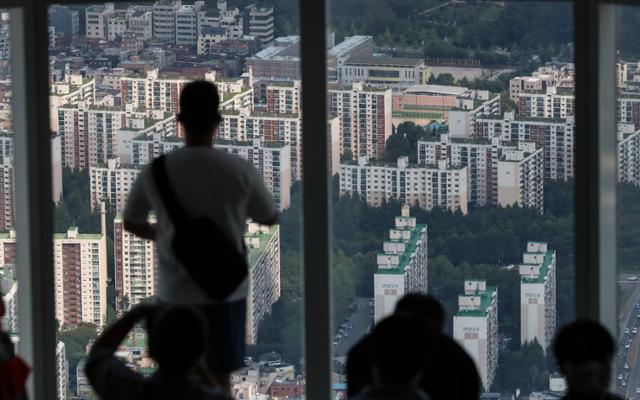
[334,297,373,358]
[616,274,640,399]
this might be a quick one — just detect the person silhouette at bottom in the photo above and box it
[553,319,623,400]
[350,314,433,400]
[85,304,232,400]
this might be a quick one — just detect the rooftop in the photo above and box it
[455,286,497,317]
[404,84,469,96]
[246,225,278,267]
[345,55,424,67]
[520,244,555,284]
[376,223,427,275]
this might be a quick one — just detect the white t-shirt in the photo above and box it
[123,146,277,305]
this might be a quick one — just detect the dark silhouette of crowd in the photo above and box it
[77,81,624,400]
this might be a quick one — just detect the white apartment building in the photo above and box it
[219,110,302,181]
[339,56,428,89]
[374,205,428,322]
[152,0,181,42]
[197,27,228,55]
[216,138,292,210]
[49,75,95,130]
[56,341,68,400]
[328,82,392,159]
[475,112,575,181]
[340,157,469,214]
[121,132,182,165]
[520,241,557,352]
[517,86,575,119]
[114,215,158,311]
[1,279,17,333]
[128,9,153,41]
[85,3,113,40]
[261,80,301,115]
[453,280,499,391]
[418,135,511,207]
[618,128,640,185]
[618,93,640,130]
[447,95,501,139]
[497,142,544,213]
[175,2,205,46]
[244,223,281,344]
[244,4,274,45]
[89,157,142,213]
[0,133,13,231]
[107,10,128,41]
[0,14,9,60]
[76,359,92,399]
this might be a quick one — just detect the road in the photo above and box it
[616,274,640,398]
[334,297,373,358]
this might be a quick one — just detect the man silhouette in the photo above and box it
[554,320,623,400]
[123,80,279,390]
[86,304,232,399]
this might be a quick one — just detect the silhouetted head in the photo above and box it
[178,80,221,139]
[148,306,208,375]
[395,293,446,332]
[371,314,432,386]
[553,320,615,396]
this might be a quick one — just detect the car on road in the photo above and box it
[636,387,640,394]
[626,328,630,334]
[626,343,631,349]
[620,374,625,380]
[623,381,628,387]
[626,363,630,369]
[629,275,639,281]
[634,328,638,334]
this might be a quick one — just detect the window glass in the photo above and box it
[48,2,303,398]
[330,1,575,396]
[615,6,640,399]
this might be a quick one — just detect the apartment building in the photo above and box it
[497,142,544,213]
[517,86,575,119]
[618,127,640,186]
[475,112,575,181]
[339,56,428,89]
[520,241,557,352]
[49,75,95,130]
[453,280,499,391]
[152,0,181,41]
[121,132,182,165]
[1,279,17,333]
[373,205,428,322]
[197,27,228,55]
[128,9,153,41]
[244,223,281,344]
[114,215,158,311]
[216,138,292,210]
[175,2,205,46]
[89,157,142,213]
[328,82,392,159]
[0,133,13,231]
[85,3,113,40]
[255,80,301,115]
[418,135,503,207]
[107,10,128,41]
[618,92,640,130]
[50,207,108,328]
[56,341,68,400]
[243,4,274,45]
[340,157,469,214]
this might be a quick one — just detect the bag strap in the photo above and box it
[152,155,187,229]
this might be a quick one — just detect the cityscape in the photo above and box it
[0,1,638,399]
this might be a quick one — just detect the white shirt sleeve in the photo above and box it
[124,168,153,225]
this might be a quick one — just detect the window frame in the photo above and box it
[1,0,632,398]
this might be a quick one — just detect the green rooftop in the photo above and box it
[520,245,555,284]
[376,223,427,275]
[455,286,497,317]
[246,225,278,267]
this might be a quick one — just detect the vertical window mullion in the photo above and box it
[300,0,331,399]
[11,2,57,399]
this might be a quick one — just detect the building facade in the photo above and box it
[497,142,544,213]
[89,157,142,213]
[244,223,281,344]
[114,215,158,311]
[453,280,499,391]
[520,241,557,352]
[374,205,428,322]
[340,157,469,214]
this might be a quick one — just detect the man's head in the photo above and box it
[371,314,432,386]
[395,293,445,332]
[178,80,221,139]
[553,319,615,395]
[148,306,208,375]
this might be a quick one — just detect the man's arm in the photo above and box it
[91,304,157,354]
[248,169,279,226]
[123,169,154,240]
